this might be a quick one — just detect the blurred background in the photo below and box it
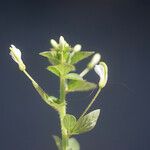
[0,0,150,150]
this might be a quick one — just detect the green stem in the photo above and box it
[80,87,101,118]
[23,70,36,83]
[24,69,68,150]
[59,76,68,150]
[60,77,66,103]
[23,70,59,109]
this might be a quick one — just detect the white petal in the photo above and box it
[10,51,18,63]
[94,64,104,79]
[10,45,21,59]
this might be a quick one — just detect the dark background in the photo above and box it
[0,0,150,150]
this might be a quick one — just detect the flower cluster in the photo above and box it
[9,36,108,150]
[9,36,108,88]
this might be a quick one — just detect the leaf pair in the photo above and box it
[63,109,100,136]
[47,64,75,77]
[40,50,94,65]
[47,64,97,92]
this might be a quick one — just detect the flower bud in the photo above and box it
[88,53,101,69]
[50,39,58,49]
[73,44,81,52]
[94,62,108,88]
[9,45,26,71]
[59,36,66,45]
[59,36,69,50]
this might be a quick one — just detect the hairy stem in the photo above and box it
[59,76,68,150]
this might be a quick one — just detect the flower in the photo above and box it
[88,53,101,69]
[94,62,108,88]
[9,45,26,71]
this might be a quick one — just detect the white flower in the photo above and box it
[88,53,101,69]
[94,62,108,88]
[73,44,81,52]
[9,45,26,71]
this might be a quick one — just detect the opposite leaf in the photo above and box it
[63,114,77,135]
[67,138,80,150]
[70,51,94,64]
[72,109,100,135]
[67,80,97,92]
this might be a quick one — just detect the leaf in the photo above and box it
[67,80,97,92]
[47,64,75,77]
[70,51,94,64]
[65,73,83,80]
[39,51,60,65]
[72,109,100,135]
[32,81,59,109]
[67,138,80,150]
[63,114,77,135]
[53,135,62,150]
[47,65,60,76]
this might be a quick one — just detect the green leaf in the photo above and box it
[67,80,97,92]
[47,64,75,77]
[32,82,59,109]
[53,135,62,150]
[47,65,60,76]
[72,109,100,135]
[67,138,80,150]
[63,114,77,135]
[39,51,60,65]
[65,73,83,80]
[70,51,94,64]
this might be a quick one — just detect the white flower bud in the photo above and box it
[73,44,81,52]
[94,62,108,88]
[59,36,69,49]
[88,53,101,69]
[9,45,26,71]
[50,39,58,49]
[59,36,66,45]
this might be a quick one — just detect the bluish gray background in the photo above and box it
[0,0,150,150]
